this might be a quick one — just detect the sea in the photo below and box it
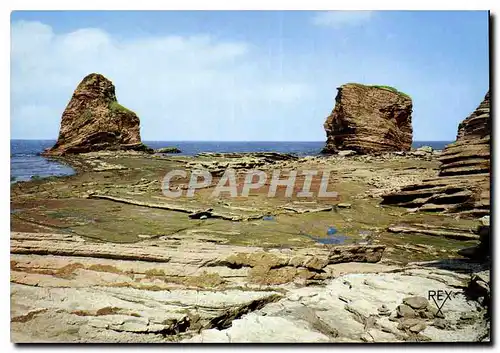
[10,140,452,183]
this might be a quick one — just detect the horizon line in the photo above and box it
[10,138,455,142]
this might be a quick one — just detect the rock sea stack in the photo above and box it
[322,83,413,154]
[382,91,491,217]
[43,73,152,156]
[439,91,491,177]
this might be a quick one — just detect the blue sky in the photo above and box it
[11,10,489,141]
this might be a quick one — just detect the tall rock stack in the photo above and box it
[322,83,413,154]
[439,92,491,177]
[382,92,491,217]
[43,73,152,156]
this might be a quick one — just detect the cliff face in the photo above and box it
[322,83,413,154]
[382,92,491,217]
[438,92,491,177]
[43,73,151,156]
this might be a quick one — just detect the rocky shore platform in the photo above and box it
[10,149,490,343]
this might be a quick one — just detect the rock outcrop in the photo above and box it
[43,73,151,156]
[184,264,489,343]
[156,147,182,154]
[11,231,490,343]
[458,218,490,261]
[439,92,491,177]
[322,83,413,154]
[381,92,490,217]
[187,152,300,177]
[10,231,386,342]
[10,232,386,288]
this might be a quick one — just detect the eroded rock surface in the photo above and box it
[43,73,151,156]
[11,232,386,289]
[188,152,299,176]
[10,231,388,342]
[382,92,490,217]
[11,230,489,343]
[322,83,413,154]
[184,265,489,343]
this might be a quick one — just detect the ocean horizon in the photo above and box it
[10,139,453,182]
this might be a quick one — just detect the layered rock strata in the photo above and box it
[381,92,490,217]
[322,83,413,154]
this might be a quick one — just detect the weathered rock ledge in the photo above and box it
[11,231,386,288]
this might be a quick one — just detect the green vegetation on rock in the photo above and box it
[371,85,410,99]
[11,151,480,263]
[156,147,182,154]
[346,83,410,99]
[109,101,135,115]
[133,143,155,154]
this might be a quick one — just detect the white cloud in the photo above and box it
[312,11,374,28]
[10,17,486,143]
[10,20,313,140]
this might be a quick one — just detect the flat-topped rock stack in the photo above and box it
[322,83,413,154]
[382,92,490,217]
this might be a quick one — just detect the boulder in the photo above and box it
[432,319,452,330]
[409,150,428,157]
[381,92,490,218]
[43,73,152,156]
[338,150,357,157]
[480,215,490,226]
[408,322,427,333]
[396,304,417,318]
[322,83,413,154]
[416,146,433,153]
[337,203,352,209]
[403,296,429,310]
[466,270,490,311]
